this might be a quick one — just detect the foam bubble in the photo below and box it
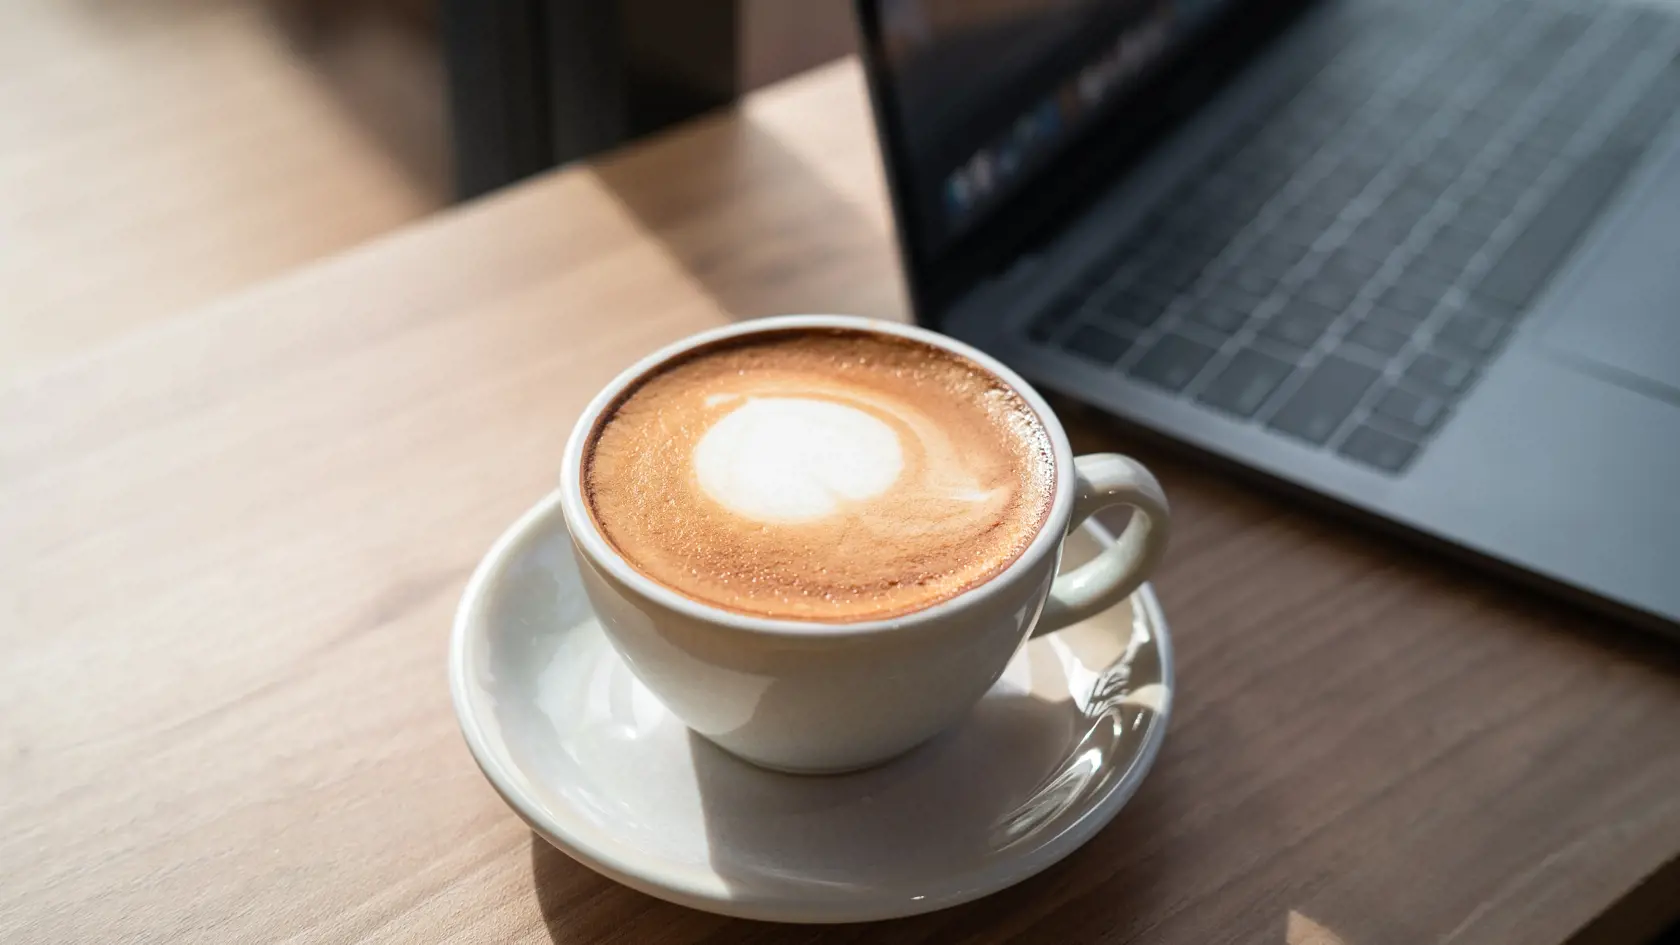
[693,397,903,522]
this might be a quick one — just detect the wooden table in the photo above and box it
[0,0,446,380]
[5,59,1679,945]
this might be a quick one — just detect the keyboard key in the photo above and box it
[1261,302,1338,349]
[1345,320,1413,356]
[1028,293,1083,342]
[1552,88,1607,130]
[1186,294,1256,335]
[1472,292,1524,322]
[1389,97,1436,128]
[1480,173,1530,205]
[1300,278,1361,312]
[1247,238,1309,273]
[1504,143,1553,180]
[1422,224,1487,265]
[1285,200,1343,234]
[1154,255,1209,291]
[1271,215,1326,251]
[1342,144,1389,178]
[1198,349,1296,417]
[1101,289,1172,331]
[1392,265,1453,302]
[1424,151,1464,180]
[1244,166,1295,196]
[1317,168,1371,204]
[1403,254,1463,288]
[1387,176,1442,211]
[1350,215,1409,253]
[1380,187,1437,225]
[1370,288,1446,329]
[1194,212,1246,246]
[1064,324,1133,366]
[1169,228,1233,263]
[1253,126,1315,161]
[1534,10,1592,53]
[1373,386,1448,433]
[1267,356,1382,445]
[1448,114,1501,155]
[1340,425,1422,473]
[1424,134,1478,170]
[1340,226,1398,264]
[1526,116,1577,153]
[1124,275,1182,308]
[1229,266,1280,297]
[1321,249,1385,284]
[1458,195,1509,232]
[1375,283,1437,321]
[1403,352,1475,393]
[1364,306,1426,336]
[1131,209,1171,238]
[1225,189,1271,222]
[1087,250,1139,284]
[1409,159,1459,191]
[1477,81,1529,118]
[1195,173,1246,204]
[1434,307,1506,358]
[1066,265,1113,299]
[1129,334,1219,392]
[1475,145,1642,310]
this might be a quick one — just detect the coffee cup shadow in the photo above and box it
[690,600,1160,879]
[527,661,1164,940]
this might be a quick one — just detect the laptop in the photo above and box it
[855,0,1680,634]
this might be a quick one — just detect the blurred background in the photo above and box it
[6,2,1680,942]
[0,0,856,380]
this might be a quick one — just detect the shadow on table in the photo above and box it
[589,117,909,324]
[530,779,1176,945]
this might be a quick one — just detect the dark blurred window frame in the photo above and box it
[442,0,740,199]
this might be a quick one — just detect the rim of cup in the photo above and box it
[558,314,1079,638]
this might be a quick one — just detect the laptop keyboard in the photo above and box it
[1025,0,1680,474]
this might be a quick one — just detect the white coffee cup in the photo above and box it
[559,315,1170,773]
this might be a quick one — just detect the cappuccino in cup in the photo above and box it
[562,315,1168,772]
[582,328,1057,622]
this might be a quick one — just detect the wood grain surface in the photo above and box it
[0,0,445,380]
[4,59,1679,945]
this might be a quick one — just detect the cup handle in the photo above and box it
[1032,453,1171,637]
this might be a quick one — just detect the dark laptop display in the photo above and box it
[860,0,1309,319]
[871,0,1231,254]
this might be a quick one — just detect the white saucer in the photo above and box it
[450,492,1173,924]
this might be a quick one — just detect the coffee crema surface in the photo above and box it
[582,328,1056,622]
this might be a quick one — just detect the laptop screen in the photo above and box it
[858,0,1290,320]
[873,1,1233,253]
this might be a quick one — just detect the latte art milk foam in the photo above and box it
[582,328,1055,622]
